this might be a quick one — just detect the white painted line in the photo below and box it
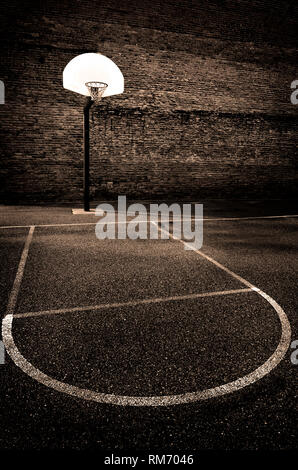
[154,222,256,289]
[0,220,148,229]
[2,220,292,406]
[13,288,252,319]
[0,225,32,229]
[5,226,35,315]
[0,214,298,229]
[0,223,96,229]
[193,214,298,221]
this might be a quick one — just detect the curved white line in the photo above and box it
[1,225,292,406]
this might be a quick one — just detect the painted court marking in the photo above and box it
[14,288,252,319]
[0,213,298,229]
[1,223,292,406]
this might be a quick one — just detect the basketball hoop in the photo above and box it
[85,81,108,101]
[63,53,124,211]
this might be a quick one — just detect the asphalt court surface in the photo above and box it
[0,205,297,450]
[15,226,244,312]
[14,294,280,396]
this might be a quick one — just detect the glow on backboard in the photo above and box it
[63,53,124,98]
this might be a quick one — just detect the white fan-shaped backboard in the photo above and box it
[63,53,124,98]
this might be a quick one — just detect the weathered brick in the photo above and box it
[0,0,297,203]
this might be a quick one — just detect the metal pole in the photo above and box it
[83,97,93,212]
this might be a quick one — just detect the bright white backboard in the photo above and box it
[63,53,124,98]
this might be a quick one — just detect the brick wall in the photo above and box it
[0,0,297,203]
